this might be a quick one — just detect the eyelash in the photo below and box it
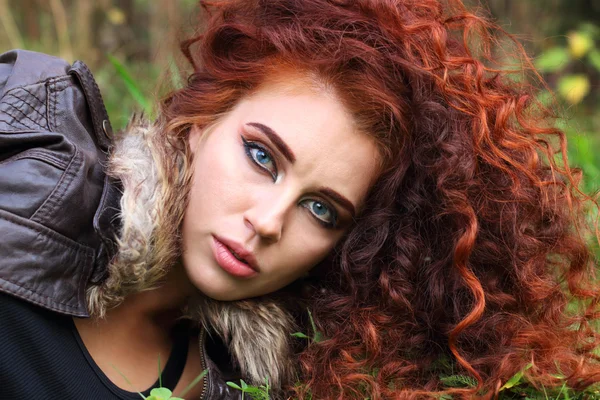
[242,136,278,180]
[241,135,339,229]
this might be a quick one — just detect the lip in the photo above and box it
[212,235,260,278]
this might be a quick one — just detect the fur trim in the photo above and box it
[86,116,296,391]
[86,116,178,315]
[190,295,297,390]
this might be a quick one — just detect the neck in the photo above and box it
[103,262,196,331]
[72,263,200,394]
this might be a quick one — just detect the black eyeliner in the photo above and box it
[241,135,278,181]
[302,200,338,229]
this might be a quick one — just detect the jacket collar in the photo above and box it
[91,174,122,285]
[72,57,121,285]
[69,60,113,151]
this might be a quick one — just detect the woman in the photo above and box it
[1,0,599,399]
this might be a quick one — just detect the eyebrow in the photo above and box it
[246,121,357,218]
[247,122,296,163]
[318,186,356,218]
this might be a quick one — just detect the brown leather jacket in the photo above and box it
[0,49,119,316]
[0,49,245,400]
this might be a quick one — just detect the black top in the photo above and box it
[0,292,190,399]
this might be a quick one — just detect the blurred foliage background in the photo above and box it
[1,1,600,397]
[0,0,598,220]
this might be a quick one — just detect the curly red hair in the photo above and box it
[160,0,600,398]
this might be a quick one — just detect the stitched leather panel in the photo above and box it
[0,84,48,132]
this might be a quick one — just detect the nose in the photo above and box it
[244,188,295,242]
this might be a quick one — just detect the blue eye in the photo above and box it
[301,199,337,228]
[255,149,271,164]
[242,136,277,181]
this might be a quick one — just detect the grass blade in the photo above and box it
[158,353,162,388]
[178,368,208,398]
[107,54,152,116]
[111,363,146,399]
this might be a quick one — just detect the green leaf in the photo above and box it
[227,382,242,390]
[557,74,590,104]
[578,22,600,38]
[535,47,571,73]
[569,134,595,166]
[313,331,324,343]
[588,49,600,73]
[149,387,172,399]
[107,54,152,115]
[291,332,310,339]
[240,386,262,394]
[499,363,533,391]
[227,379,275,400]
[307,308,324,343]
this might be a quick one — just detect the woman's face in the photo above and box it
[181,78,380,301]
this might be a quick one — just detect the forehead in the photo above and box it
[225,80,381,212]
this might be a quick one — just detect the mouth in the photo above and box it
[230,249,248,263]
[211,235,260,278]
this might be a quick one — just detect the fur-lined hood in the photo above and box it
[86,116,297,391]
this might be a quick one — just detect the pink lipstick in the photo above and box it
[211,236,259,278]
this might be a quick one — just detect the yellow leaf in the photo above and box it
[557,74,590,104]
[568,31,594,58]
[107,7,126,25]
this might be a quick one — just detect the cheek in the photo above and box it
[257,238,335,295]
[188,137,249,215]
[274,228,338,278]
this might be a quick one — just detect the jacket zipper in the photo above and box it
[198,326,209,400]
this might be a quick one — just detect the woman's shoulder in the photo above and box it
[0,49,120,318]
[0,49,72,98]
[0,49,113,147]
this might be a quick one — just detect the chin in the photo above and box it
[185,266,245,301]
[198,285,244,301]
